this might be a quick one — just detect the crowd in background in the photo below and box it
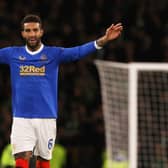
[0,0,168,167]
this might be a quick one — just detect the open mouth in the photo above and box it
[29,39,37,43]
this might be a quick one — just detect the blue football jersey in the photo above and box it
[0,41,96,118]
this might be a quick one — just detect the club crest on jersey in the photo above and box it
[19,56,26,61]
[40,54,47,61]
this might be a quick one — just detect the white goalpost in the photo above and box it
[95,60,168,168]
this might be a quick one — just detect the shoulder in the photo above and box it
[0,46,24,52]
[11,46,25,50]
[44,45,61,50]
[43,45,63,54]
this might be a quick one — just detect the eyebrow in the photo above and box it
[24,27,40,31]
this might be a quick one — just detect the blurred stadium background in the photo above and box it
[0,0,167,167]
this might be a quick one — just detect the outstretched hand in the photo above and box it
[96,23,123,47]
[105,23,123,41]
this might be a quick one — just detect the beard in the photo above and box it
[26,38,41,51]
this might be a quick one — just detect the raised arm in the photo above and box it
[96,23,123,47]
[58,23,123,63]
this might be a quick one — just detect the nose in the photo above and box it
[29,30,36,37]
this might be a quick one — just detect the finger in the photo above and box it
[114,22,122,26]
[106,24,114,33]
[114,24,123,31]
[108,24,114,30]
[113,23,123,29]
[116,26,123,30]
[108,23,123,31]
[106,23,123,34]
[108,26,123,33]
[115,22,122,26]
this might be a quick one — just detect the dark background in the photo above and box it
[0,0,167,167]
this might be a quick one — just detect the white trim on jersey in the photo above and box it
[94,40,103,50]
[25,44,44,55]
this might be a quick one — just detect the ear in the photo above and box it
[21,31,25,38]
[40,29,44,37]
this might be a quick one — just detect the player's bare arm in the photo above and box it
[96,23,123,47]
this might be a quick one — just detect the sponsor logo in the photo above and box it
[20,65,46,76]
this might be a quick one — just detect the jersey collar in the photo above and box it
[25,44,44,55]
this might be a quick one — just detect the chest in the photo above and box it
[10,51,58,77]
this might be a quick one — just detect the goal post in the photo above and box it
[95,60,168,168]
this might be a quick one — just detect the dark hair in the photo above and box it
[21,14,42,30]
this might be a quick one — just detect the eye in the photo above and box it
[24,29,31,32]
[33,29,38,32]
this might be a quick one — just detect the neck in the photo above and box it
[25,43,44,55]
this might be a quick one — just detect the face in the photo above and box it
[21,22,44,51]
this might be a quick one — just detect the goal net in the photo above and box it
[95,60,168,168]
